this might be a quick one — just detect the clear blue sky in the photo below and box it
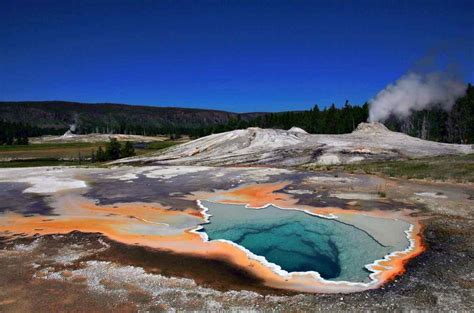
[1,0,472,112]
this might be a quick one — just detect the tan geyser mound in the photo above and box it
[353,122,390,134]
[288,126,308,134]
[115,123,473,166]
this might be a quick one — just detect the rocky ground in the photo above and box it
[0,165,472,311]
[0,216,471,312]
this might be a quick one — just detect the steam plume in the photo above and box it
[368,71,467,122]
[69,113,79,133]
[62,113,78,137]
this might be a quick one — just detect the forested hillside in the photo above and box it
[0,101,265,137]
[1,83,473,144]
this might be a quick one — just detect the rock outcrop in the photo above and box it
[115,123,473,166]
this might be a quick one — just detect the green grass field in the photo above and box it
[303,153,474,183]
[0,158,88,168]
[0,140,180,167]
[0,142,104,151]
[140,141,180,151]
[0,142,105,160]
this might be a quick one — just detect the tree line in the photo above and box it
[1,83,473,144]
[0,120,69,145]
[188,83,474,144]
[0,121,32,145]
[384,83,474,143]
[189,101,370,138]
[91,138,135,162]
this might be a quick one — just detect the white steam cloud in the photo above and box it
[368,71,467,122]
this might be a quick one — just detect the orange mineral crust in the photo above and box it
[0,183,425,293]
[189,181,298,208]
[371,222,426,283]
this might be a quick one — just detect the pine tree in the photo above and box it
[105,138,121,160]
[96,146,107,162]
[120,141,136,158]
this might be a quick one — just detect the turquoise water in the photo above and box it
[199,201,405,282]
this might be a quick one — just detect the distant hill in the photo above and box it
[0,101,266,135]
[1,87,472,144]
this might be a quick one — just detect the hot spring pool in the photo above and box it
[197,200,410,283]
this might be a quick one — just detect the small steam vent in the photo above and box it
[62,123,77,138]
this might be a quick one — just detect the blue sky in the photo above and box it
[1,0,472,112]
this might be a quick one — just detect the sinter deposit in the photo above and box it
[116,122,473,166]
[30,133,169,144]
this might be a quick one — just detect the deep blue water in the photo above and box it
[199,201,399,282]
